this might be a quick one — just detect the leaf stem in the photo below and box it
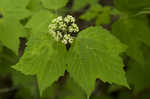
[34,76,40,99]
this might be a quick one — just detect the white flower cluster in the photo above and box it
[48,15,79,44]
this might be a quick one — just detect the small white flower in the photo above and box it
[58,21,63,25]
[49,24,57,30]
[57,31,63,38]
[64,15,75,23]
[59,23,67,30]
[57,16,63,21]
[68,26,74,32]
[69,38,74,43]
[62,39,68,44]
[64,34,70,40]
[64,18,69,23]
[72,23,79,32]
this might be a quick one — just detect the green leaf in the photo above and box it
[127,60,150,93]
[126,45,150,93]
[12,70,34,86]
[0,46,18,76]
[0,0,30,8]
[12,70,35,99]
[25,10,56,35]
[114,0,150,14]
[80,5,112,25]
[73,0,98,11]
[27,0,43,12]
[14,88,34,99]
[43,76,87,99]
[118,91,133,99]
[112,15,150,64]
[135,8,150,16]
[0,17,26,54]
[41,0,68,10]
[67,27,128,95]
[0,0,30,54]
[80,4,103,21]
[0,0,31,20]
[92,94,113,99]
[95,6,111,25]
[13,32,68,94]
[111,8,121,15]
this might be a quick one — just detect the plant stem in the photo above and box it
[34,76,40,99]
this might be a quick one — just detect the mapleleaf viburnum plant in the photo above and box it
[1,0,150,99]
[13,14,129,96]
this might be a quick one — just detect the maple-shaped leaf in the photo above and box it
[114,0,150,14]
[25,10,56,34]
[67,27,129,95]
[0,46,18,76]
[127,60,150,93]
[112,15,150,65]
[43,76,87,99]
[0,0,31,54]
[80,4,115,25]
[80,4,103,21]
[40,0,68,10]
[72,0,98,11]
[0,0,31,20]
[127,45,150,93]
[0,17,26,54]
[27,0,43,12]
[13,26,128,96]
[13,32,68,94]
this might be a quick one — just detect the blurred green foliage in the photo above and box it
[0,0,150,99]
